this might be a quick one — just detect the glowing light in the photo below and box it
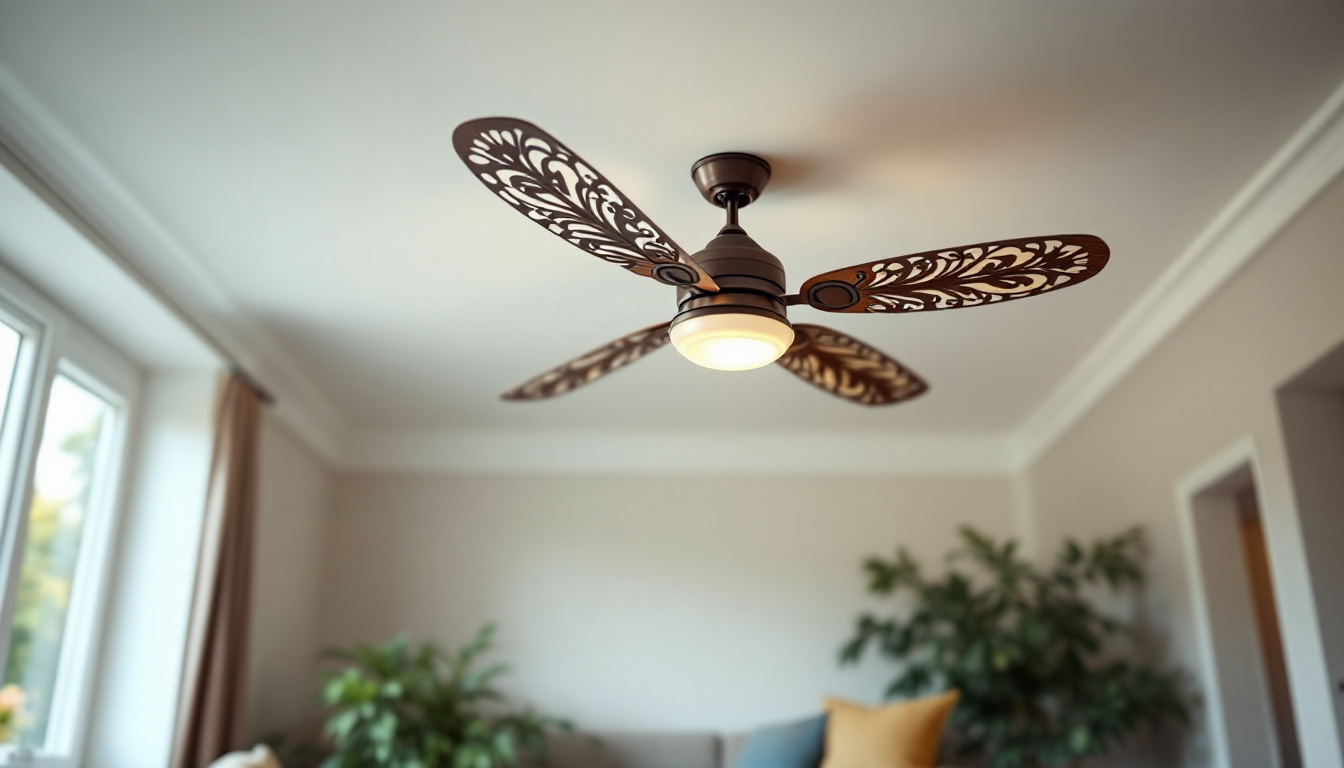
[669,313,795,371]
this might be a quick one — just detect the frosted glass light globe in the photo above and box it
[669,313,795,371]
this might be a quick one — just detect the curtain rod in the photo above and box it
[0,136,276,405]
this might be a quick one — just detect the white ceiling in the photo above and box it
[1,2,1342,437]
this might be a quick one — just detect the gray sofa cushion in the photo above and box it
[546,731,721,768]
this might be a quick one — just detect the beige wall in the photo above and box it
[320,473,1014,731]
[247,412,334,740]
[1025,175,1344,766]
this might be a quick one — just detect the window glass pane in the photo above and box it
[0,322,21,430]
[2,375,112,747]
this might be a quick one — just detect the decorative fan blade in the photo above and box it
[454,117,718,291]
[798,235,1108,313]
[502,322,672,401]
[776,324,927,406]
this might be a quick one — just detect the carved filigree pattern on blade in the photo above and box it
[502,322,672,401]
[775,324,927,406]
[801,235,1109,313]
[453,117,715,290]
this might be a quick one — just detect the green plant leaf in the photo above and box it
[838,525,1191,768]
[321,625,564,768]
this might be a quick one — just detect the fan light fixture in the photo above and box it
[669,313,795,371]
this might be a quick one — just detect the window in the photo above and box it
[0,273,138,766]
[5,375,116,748]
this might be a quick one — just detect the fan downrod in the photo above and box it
[691,152,772,208]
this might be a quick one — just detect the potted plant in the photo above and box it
[321,624,568,768]
[840,527,1190,768]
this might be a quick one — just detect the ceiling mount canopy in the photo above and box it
[453,116,1110,406]
[691,152,772,208]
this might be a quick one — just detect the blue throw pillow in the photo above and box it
[734,713,828,768]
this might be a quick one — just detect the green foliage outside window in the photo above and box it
[321,625,569,768]
[3,418,104,745]
[840,527,1191,768]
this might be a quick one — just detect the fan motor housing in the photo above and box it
[673,227,789,328]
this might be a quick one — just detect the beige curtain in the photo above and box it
[171,373,264,768]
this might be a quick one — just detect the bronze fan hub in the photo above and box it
[673,226,790,328]
[677,154,788,328]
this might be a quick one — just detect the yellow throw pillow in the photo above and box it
[820,690,959,768]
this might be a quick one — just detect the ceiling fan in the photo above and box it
[452,117,1109,406]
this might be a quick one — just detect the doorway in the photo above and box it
[1183,459,1301,768]
[1234,488,1302,768]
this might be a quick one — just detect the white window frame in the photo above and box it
[0,262,140,768]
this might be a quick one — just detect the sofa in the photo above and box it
[545,731,754,768]
[264,726,956,768]
[544,731,957,768]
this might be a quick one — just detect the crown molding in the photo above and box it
[338,429,1016,475]
[0,65,348,461]
[1012,77,1344,469]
